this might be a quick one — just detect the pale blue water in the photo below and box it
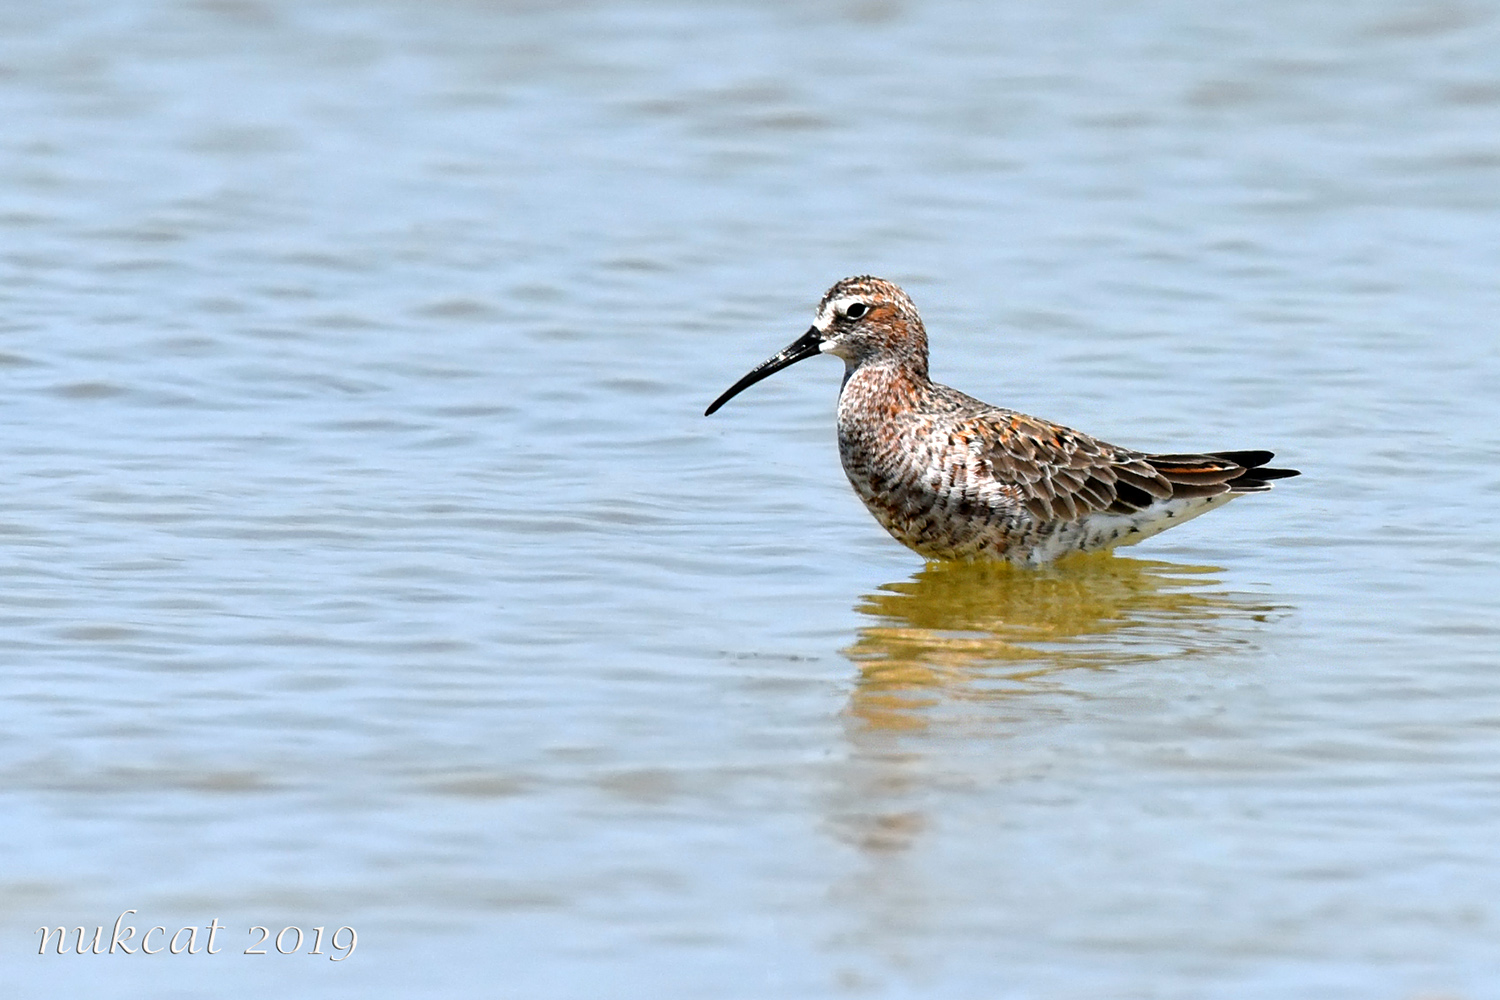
[4,1,1500,997]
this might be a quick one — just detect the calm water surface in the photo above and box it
[4,1,1500,997]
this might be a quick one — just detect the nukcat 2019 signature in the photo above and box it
[35,911,356,960]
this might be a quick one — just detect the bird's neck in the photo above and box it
[838,357,931,418]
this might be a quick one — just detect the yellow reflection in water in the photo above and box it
[845,552,1277,732]
[825,554,1289,948]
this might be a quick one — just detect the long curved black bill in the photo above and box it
[704,327,824,416]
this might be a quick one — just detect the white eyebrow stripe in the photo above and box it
[815,295,866,330]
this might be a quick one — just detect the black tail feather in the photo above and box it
[1145,449,1300,498]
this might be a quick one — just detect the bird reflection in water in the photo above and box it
[825,553,1284,866]
[844,553,1279,733]
[821,555,1287,959]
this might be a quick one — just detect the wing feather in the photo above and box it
[978,412,1300,522]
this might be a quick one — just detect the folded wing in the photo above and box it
[981,414,1300,522]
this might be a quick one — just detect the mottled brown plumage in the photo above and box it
[706,276,1299,565]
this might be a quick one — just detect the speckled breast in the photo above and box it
[835,383,1038,562]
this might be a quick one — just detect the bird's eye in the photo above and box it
[844,302,869,320]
